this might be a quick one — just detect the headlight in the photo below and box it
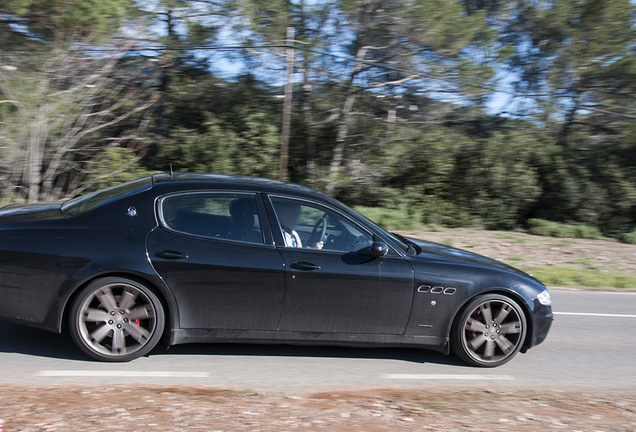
[537,289,551,306]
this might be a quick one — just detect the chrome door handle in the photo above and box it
[155,250,188,259]
[291,262,321,271]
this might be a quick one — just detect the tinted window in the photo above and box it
[161,193,263,244]
[327,197,412,254]
[270,197,373,253]
[61,177,153,216]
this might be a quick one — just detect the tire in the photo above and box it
[69,277,165,362]
[451,293,527,367]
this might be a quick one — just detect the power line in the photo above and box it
[1,41,493,92]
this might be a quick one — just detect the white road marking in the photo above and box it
[555,290,636,295]
[38,370,209,378]
[383,374,515,381]
[554,312,636,318]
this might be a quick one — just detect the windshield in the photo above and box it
[61,177,153,216]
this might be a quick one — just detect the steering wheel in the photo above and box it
[308,216,328,246]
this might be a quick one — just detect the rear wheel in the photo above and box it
[69,277,165,362]
[451,294,527,367]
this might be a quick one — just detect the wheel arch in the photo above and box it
[61,271,178,346]
[447,287,534,354]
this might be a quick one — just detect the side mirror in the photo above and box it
[370,241,388,257]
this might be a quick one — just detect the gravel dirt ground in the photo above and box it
[397,228,636,280]
[0,385,635,431]
[2,229,635,431]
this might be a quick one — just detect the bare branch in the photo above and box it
[369,74,421,88]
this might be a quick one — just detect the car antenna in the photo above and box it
[169,163,174,179]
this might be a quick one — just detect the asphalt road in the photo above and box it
[0,289,634,394]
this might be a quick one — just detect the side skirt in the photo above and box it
[170,328,449,354]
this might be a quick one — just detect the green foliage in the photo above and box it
[155,112,280,178]
[353,205,422,231]
[419,195,478,228]
[529,266,636,289]
[623,229,636,245]
[74,147,156,196]
[0,0,133,42]
[1,0,635,243]
[457,132,542,229]
[527,219,602,239]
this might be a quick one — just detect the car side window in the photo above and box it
[161,193,263,244]
[270,197,373,253]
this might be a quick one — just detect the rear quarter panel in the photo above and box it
[0,192,169,333]
[0,224,161,331]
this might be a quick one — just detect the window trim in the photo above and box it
[156,191,269,245]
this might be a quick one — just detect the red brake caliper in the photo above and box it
[473,309,481,338]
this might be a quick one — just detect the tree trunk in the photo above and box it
[157,8,176,139]
[301,55,316,182]
[25,109,48,202]
[325,45,368,195]
[279,27,294,182]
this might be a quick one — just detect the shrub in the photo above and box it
[623,229,636,245]
[353,205,422,230]
[419,195,478,228]
[458,132,542,230]
[526,219,602,239]
[529,266,636,289]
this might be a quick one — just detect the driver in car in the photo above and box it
[276,201,324,249]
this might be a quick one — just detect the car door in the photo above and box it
[268,196,414,334]
[147,191,285,330]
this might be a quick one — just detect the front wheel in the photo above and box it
[451,294,527,367]
[69,277,165,362]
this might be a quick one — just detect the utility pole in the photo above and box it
[279,26,294,182]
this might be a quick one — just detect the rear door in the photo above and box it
[147,192,285,330]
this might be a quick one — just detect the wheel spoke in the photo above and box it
[466,318,487,333]
[124,322,150,343]
[90,324,111,343]
[483,339,496,358]
[494,335,515,354]
[499,322,522,335]
[468,335,486,351]
[494,304,511,324]
[96,287,118,311]
[479,303,493,324]
[112,328,126,352]
[83,308,110,323]
[127,305,155,321]
[118,288,138,311]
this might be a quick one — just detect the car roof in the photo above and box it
[151,173,320,196]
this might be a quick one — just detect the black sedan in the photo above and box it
[0,174,552,366]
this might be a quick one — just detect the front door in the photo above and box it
[269,196,414,334]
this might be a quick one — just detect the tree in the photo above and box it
[134,0,224,139]
[0,42,159,203]
[502,0,636,233]
[0,0,133,46]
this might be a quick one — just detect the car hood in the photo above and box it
[0,203,65,223]
[407,237,537,281]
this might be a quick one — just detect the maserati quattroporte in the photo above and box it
[0,174,552,366]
